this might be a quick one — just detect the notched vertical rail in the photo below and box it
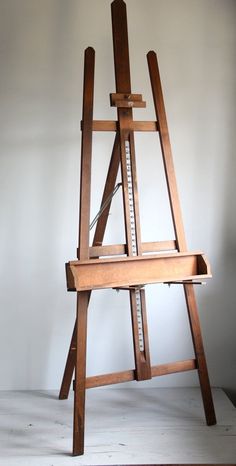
[112,0,151,381]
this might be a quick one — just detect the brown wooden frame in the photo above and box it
[59,0,216,456]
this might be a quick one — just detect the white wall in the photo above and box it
[0,0,235,394]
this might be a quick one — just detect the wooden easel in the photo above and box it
[59,0,216,456]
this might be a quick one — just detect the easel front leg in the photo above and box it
[59,135,120,399]
[184,283,216,425]
[73,291,89,456]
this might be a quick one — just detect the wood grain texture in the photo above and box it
[147,49,216,427]
[184,283,216,425]
[66,252,211,291]
[111,0,131,93]
[151,359,197,377]
[110,92,143,103]
[83,120,158,132]
[85,359,197,389]
[73,292,89,456]
[60,136,121,399]
[78,47,95,261]
[111,0,152,382]
[91,134,120,249]
[147,50,187,252]
[60,47,95,403]
[59,323,76,400]
[110,92,146,108]
[73,47,95,455]
[89,240,176,257]
[86,369,135,389]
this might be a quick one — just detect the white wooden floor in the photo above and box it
[0,388,235,465]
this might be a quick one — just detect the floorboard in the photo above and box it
[0,388,235,465]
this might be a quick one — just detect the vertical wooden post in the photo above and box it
[73,46,95,456]
[147,50,216,425]
[111,0,151,381]
[78,47,95,261]
[73,291,89,455]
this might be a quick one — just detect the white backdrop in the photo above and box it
[0,0,235,395]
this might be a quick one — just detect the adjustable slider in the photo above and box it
[110,93,146,108]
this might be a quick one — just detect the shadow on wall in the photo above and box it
[0,0,82,389]
[195,104,236,407]
[214,139,236,407]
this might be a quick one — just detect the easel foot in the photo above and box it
[73,446,84,456]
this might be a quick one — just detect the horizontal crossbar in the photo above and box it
[66,252,211,291]
[81,120,158,132]
[85,359,197,389]
[88,240,177,258]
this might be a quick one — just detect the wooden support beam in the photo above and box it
[90,243,126,257]
[77,47,95,261]
[111,0,131,93]
[89,240,177,258]
[91,134,120,248]
[59,326,76,400]
[85,359,197,389]
[142,240,177,253]
[184,283,216,425]
[73,292,89,456]
[151,358,197,377]
[147,50,187,252]
[147,50,216,428]
[86,369,135,388]
[73,46,95,457]
[88,120,158,132]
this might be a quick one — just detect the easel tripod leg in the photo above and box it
[59,136,120,400]
[73,291,89,456]
[59,321,76,400]
[184,283,216,425]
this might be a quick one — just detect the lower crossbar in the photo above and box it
[85,359,197,389]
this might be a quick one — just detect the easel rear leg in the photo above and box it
[184,283,216,425]
[59,321,76,400]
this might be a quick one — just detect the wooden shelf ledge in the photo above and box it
[66,251,211,292]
